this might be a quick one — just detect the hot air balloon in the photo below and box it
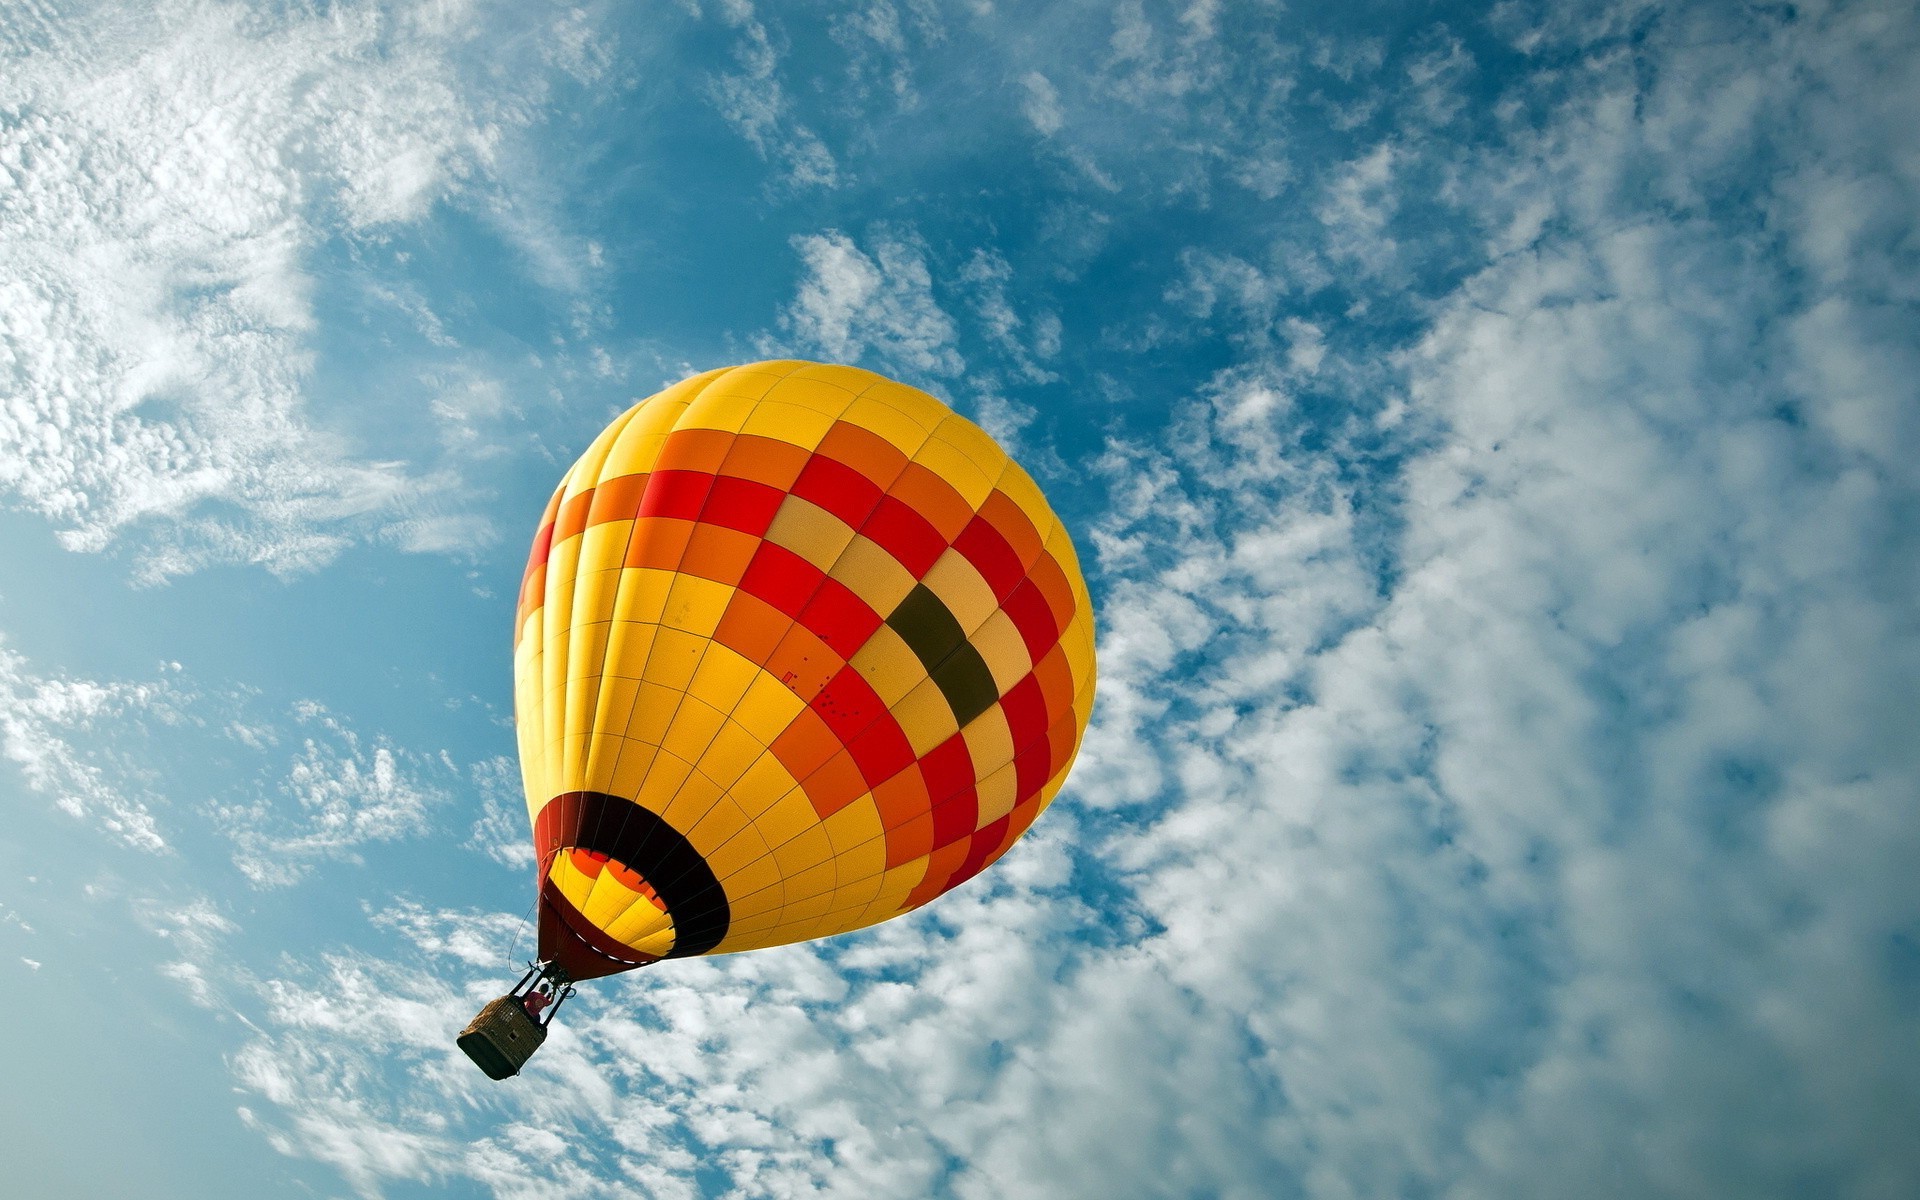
[459,361,1095,1079]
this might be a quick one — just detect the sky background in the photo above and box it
[2,0,1917,1197]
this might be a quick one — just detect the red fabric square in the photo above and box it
[741,541,826,619]
[861,495,947,578]
[701,475,786,536]
[917,733,975,805]
[797,577,884,659]
[953,515,1025,602]
[638,470,715,521]
[791,455,885,529]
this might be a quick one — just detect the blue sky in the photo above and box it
[3,0,1917,1196]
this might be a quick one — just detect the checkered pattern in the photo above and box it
[515,362,1096,978]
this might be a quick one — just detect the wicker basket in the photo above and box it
[457,995,548,1080]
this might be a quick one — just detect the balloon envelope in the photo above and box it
[515,362,1096,980]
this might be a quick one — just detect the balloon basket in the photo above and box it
[458,995,547,1080]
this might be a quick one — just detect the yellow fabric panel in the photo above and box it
[749,787,820,854]
[678,386,761,435]
[929,412,1008,482]
[840,395,936,456]
[770,824,838,882]
[716,751,802,821]
[661,695,728,766]
[921,547,1001,637]
[694,721,770,791]
[640,627,708,694]
[606,740,659,800]
[716,362,800,394]
[668,364,764,435]
[609,568,677,631]
[634,745,696,813]
[893,676,962,757]
[911,434,997,509]
[582,675,642,792]
[575,517,632,576]
[582,863,639,929]
[654,757,724,833]
[1059,610,1096,705]
[764,494,856,573]
[684,791,761,863]
[686,643,762,714]
[858,377,950,434]
[790,360,883,391]
[828,533,917,615]
[623,679,681,747]
[851,859,935,927]
[702,821,781,891]
[660,574,731,638]
[848,625,927,708]
[515,626,549,810]
[628,926,677,959]
[741,399,838,449]
[605,904,675,954]
[765,373,859,417]
[732,671,807,743]
[993,458,1054,535]
[780,860,839,905]
[962,704,1015,776]
[976,761,1019,827]
[824,810,886,886]
[548,854,593,912]
[540,531,585,797]
[970,609,1032,693]
[718,861,787,924]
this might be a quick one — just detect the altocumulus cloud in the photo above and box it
[0,0,587,582]
[220,4,1920,1199]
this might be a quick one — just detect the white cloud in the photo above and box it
[220,700,450,887]
[1020,71,1065,136]
[0,0,583,581]
[707,0,840,188]
[467,754,537,870]
[0,643,177,851]
[779,228,964,378]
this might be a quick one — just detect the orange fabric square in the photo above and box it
[978,488,1043,569]
[1046,707,1079,778]
[555,487,596,543]
[680,523,758,586]
[883,810,935,868]
[1027,551,1077,632]
[888,461,974,541]
[1033,642,1075,721]
[872,767,931,831]
[1006,794,1043,843]
[905,839,970,908]
[587,473,650,527]
[817,421,909,490]
[653,427,734,474]
[713,591,791,668]
[801,750,868,819]
[721,434,812,489]
[763,622,840,703]
[770,708,839,781]
[624,517,696,570]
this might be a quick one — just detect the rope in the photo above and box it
[505,891,538,973]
